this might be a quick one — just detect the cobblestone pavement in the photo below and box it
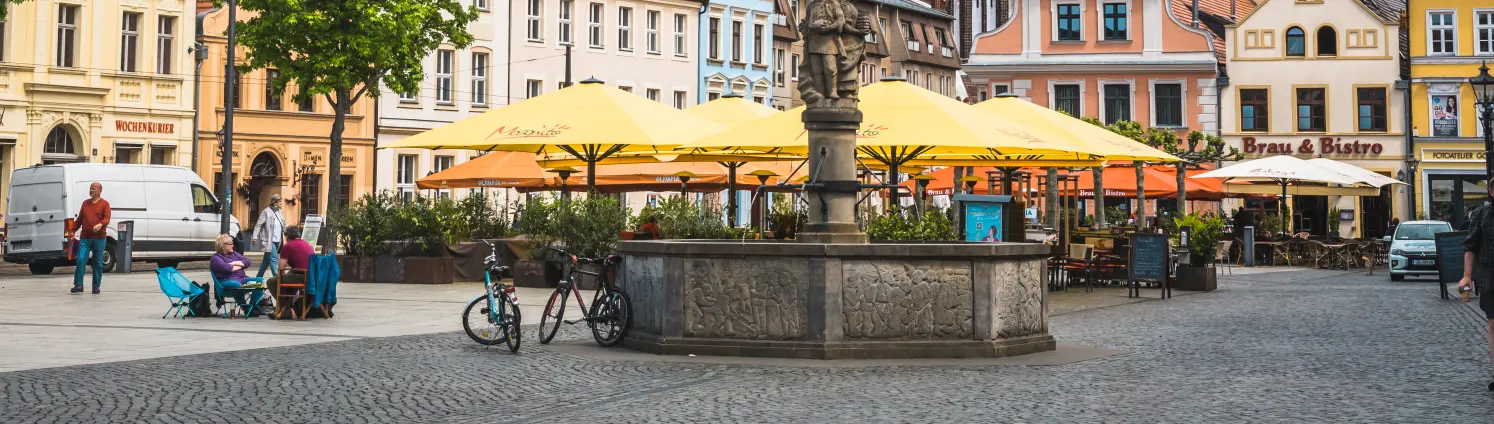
[3,269,1492,423]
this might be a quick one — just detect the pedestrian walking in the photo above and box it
[72,182,110,294]
[1458,186,1494,391]
[252,194,285,278]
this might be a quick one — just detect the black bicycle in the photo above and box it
[537,249,632,347]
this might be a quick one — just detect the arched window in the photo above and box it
[1285,27,1306,57]
[1316,26,1338,56]
[44,126,75,154]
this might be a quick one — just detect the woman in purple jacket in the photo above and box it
[211,234,263,310]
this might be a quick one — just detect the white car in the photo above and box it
[1385,220,1453,281]
[4,163,241,275]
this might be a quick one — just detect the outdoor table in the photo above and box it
[1321,244,1346,269]
[1256,241,1287,266]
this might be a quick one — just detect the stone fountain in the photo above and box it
[616,0,1054,359]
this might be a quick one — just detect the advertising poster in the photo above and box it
[302,215,324,248]
[1432,95,1460,137]
[964,202,1004,242]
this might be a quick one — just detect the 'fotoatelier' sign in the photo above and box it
[1424,149,1486,162]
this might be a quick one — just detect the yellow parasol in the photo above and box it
[381,78,726,190]
[974,95,1182,163]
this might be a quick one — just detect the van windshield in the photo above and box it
[1395,223,1452,240]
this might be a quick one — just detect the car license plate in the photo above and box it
[9,240,30,251]
[1413,259,1434,265]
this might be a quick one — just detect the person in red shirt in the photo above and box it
[278,226,315,271]
[73,182,111,294]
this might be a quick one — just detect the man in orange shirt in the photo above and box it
[638,217,661,240]
[73,182,111,294]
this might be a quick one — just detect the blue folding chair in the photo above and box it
[211,273,266,319]
[156,267,204,319]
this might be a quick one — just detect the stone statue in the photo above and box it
[798,0,873,107]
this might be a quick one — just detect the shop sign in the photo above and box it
[1241,137,1385,156]
[1079,189,1128,197]
[1424,149,1486,162]
[114,120,175,134]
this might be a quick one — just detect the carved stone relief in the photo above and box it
[842,261,973,340]
[683,258,808,340]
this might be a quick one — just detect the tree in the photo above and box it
[0,2,24,21]
[1081,119,1241,226]
[234,0,478,251]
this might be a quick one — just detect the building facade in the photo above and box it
[787,0,961,108]
[377,1,511,199]
[700,0,777,104]
[1408,0,1492,227]
[510,0,700,109]
[0,0,197,214]
[195,6,378,230]
[1220,0,1408,238]
[770,0,798,109]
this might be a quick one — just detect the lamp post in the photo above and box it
[748,169,778,233]
[548,166,578,200]
[958,175,980,195]
[1470,62,1494,189]
[674,171,696,196]
[911,174,935,216]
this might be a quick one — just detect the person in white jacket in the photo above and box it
[253,194,285,278]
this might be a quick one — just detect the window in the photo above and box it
[775,48,785,86]
[1296,88,1326,132]
[646,10,660,53]
[906,70,916,84]
[476,0,489,11]
[1357,87,1387,132]
[673,90,686,108]
[301,174,322,219]
[991,84,1010,95]
[435,50,453,104]
[265,69,283,110]
[471,52,489,106]
[527,0,543,41]
[150,147,172,165]
[396,155,418,201]
[902,21,919,50]
[433,156,454,198]
[674,14,687,56]
[709,17,721,59]
[45,127,74,154]
[753,23,765,64]
[338,175,353,210]
[559,0,572,45]
[618,7,632,51]
[1478,11,1494,55]
[191,185,219,214]
[935,28,952,56]
[157,16,175,74]
[233,73,242,108]
[299,86,315,111]
[1056,4,1081,41]
[1316,26,1337,56]
[1102,3,1126,41]
[925,72,932,89]
[1102,84,1130,124]
[0,19,6,61]
[708,91,720,101]
[1153,83,1182,127]
[55,5,78,67]
[879,17,889,44]
[731,20,743,62]
[588,3,604,48]
[754,95,765,104]
[526,79,543,98]
[115,146,139,163]
[1429,12,1455,56]
[791,54,799,80]
[1240,89,1269,132]
[646,88,659,101]
[1285,26,1305,57]
[619,86,632,93]
[120,13,141,72]
[1053,84,1081,117]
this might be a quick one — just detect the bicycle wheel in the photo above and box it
[538,288,567,344]
[501,293,522,353]
[590,290,632,347]
[462,296,505,345]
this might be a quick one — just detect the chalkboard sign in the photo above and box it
[1129,233,1170,283]
[1434,231,1467,300]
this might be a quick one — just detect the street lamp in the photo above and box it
[958,175,981,194]
[748,169,779,235]
[548,166,578,199]
[1470,62,1494,187]
[673,171,696,196]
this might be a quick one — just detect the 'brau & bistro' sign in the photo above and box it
[1242,137,1385,155]
[115,120,175,134]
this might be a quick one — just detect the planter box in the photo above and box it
[1174,264,1217,291]
[338,255,455,284]
[512,259,561,288]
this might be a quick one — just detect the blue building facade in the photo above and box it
[698,0,778,106]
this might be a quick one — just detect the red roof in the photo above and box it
[197,1,216,13]
[1171,0,1258,63]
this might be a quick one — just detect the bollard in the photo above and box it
[1243,226,1255,267]
[115,221,134,273]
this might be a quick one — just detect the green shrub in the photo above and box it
[866,206,956,241]
[459,190,511,240]
[333,191,466,257]
[767,195,807,239]
[1104,206,1130,226]
[1327,207,1341,237]
[1170,212,1226,264]
[515,195,629,259]
[633,196,744,240]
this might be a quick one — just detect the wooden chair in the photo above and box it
[1062,244,1097,292]
[274,268,310,320]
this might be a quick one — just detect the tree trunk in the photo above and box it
[1045,168,1059,229]
[324,88,349,252]
[1092,166,1104,229]
[1176,162,1188,215]
[1134,161,1146,228]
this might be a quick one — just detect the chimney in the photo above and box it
[1192,0,1199,27]
[996,0,1009,27]
[960,0,973,58]
[1230,0,1236,22]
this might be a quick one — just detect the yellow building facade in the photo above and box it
[1408,0,1492,226]
[0,0,197,215]
[195,6,376,230]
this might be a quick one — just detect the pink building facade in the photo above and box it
[963,0,1227,135]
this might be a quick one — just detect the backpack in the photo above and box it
[189,282,213,317]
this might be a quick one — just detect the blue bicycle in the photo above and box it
[462,240,521,352]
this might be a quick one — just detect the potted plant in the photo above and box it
[333,192,464,284]
[866,206,956,242]
[511,196,564,288]
[1170,212,1225,291]
[554,195,628,290]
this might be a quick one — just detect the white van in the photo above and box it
[4,164,241,275]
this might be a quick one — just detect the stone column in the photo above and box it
[797,105,869,244]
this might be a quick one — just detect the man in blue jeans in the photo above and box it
[73,182,111,294]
